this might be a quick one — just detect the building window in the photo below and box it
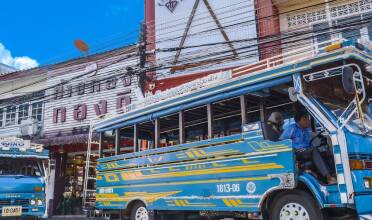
[0,109,3,128]
[32,102,43,121]
[18,104,29,124]
[5,106,16,126]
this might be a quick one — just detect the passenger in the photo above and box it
[280,111,336,184]
[265,112,284,141]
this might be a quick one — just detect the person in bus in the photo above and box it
[265,112,284,141]
[280,111,336,184]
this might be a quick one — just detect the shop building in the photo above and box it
[0,67,47,139]
[38,46,141,214]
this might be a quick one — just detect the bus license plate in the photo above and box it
[2,206,22,217]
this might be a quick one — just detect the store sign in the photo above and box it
[123,70,231,113]
[53,75,131,100]
[158,0,183,13]
[52,74,132,124]
[0,137,30,149]
[52,90,131,124]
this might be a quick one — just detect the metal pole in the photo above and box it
[134,124,138,152]
[98,132,103,158]
[240,95,247,125]
[154,119,160,148]
[179,111,185,144]
[207,104,213,139]
[115,129,120,155]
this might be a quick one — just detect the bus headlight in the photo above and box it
[30,199,36,206]
[37,199,43,206]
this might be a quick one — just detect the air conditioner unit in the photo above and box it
[20,118,38,137]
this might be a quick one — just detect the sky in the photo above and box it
[0,0,144,70]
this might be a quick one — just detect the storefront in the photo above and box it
[39,46,140,214]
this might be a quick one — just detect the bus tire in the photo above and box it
[270,190,323,220]
[130,202,149,220]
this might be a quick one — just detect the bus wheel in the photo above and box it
[130,202,149,220]
[270,190,323,220]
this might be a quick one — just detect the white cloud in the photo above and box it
[0,43,39,70]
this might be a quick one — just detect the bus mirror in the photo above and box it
[288,87,298,102]
[242,122,261,132]
[342,66,355,95]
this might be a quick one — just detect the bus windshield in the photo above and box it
[0,158,44,177]
[303,70,372,135]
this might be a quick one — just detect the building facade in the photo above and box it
[144,0,372,94]
[0,67,47,139]
[145,0,259,81]
[273,0,372,55]
[38,46,140,214]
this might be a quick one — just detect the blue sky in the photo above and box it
[0,0,143,69]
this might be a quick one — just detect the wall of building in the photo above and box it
[0,70,47,138]
[275,0,372,55]
[150,0,259,78]
[42,49,140,146]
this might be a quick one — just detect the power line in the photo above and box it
[1,7,370,103]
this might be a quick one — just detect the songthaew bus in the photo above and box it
[0,137,49,219]
[93,40,372,220]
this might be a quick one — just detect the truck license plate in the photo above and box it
[2,206,22,217]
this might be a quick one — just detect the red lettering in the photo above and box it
[116,90,131,110]
[73,104,87,121]
[94,100,107,116]
[53,107,66,123]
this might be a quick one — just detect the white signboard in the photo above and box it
[0,137,30,149]
[123,70,231,113]
[155,0,258,77]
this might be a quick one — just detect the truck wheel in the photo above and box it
[130,202,149,220]
[270,190,323,220]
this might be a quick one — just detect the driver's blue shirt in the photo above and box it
[280,123,312,149]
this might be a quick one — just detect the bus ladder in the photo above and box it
[82,120,100,217]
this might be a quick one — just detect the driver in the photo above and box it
[280,111,336,184]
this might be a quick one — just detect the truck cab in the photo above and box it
[0,137,49,218]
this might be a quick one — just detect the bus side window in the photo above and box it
[137,121,154,151]
[101,130,116,157]
[118,126,135,154]
[159,113,180,147]
[184,105,209,142]
[212,97,243,137]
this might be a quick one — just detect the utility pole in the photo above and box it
[138,22,147,93]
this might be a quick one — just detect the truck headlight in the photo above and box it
[30,199,36,206]
[37,199,43,206]
[364,177,372,189]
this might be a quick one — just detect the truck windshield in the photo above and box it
[0,158,43,177]
[303,71,372,135]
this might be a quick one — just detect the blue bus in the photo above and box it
[93,40,372,220]
[0,137,49,219]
